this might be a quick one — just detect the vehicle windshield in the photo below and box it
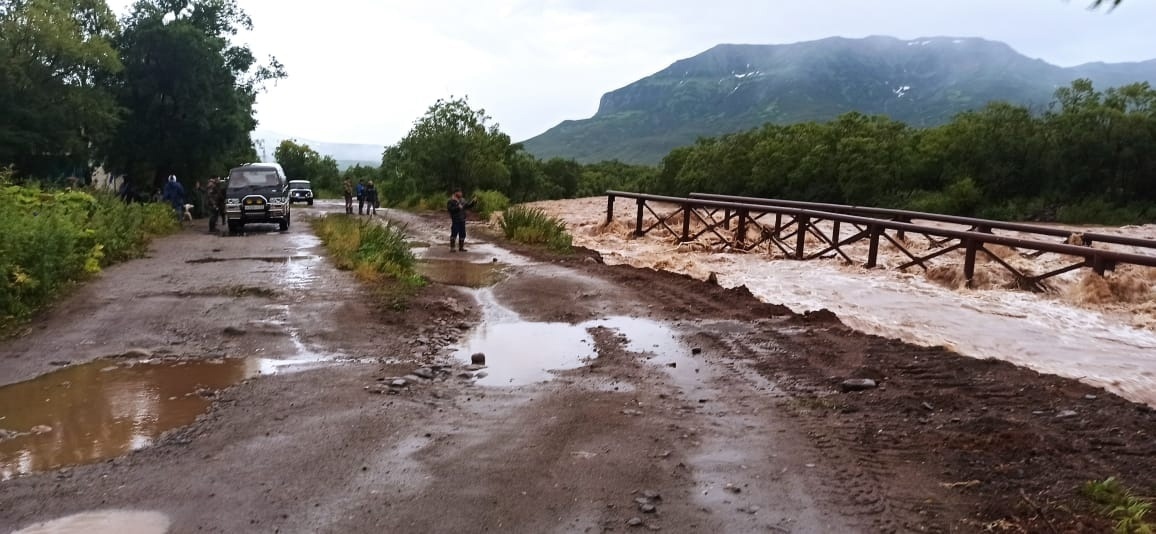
[228,168,281,189]
[289,181,311,189]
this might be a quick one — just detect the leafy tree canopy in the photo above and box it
[0,0,122,178]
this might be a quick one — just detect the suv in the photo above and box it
[288,180,314,205]
[224,163,291,233]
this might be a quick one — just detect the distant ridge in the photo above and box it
[521,36,1156,164]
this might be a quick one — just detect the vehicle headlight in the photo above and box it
[226,198,240,205]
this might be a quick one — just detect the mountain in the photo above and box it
[252,130,382,169]
[521,36,1156,164]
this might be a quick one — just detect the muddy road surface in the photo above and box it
[2,202,1154,533]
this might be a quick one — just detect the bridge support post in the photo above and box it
[963,238,979,287]
[723,208,731,230]
[634,198,645,237]
[865,224,882,268]
[774,213,783,239]
[795,215,809,259]
[606,195,615,225]
[736,209,748,249]
[681,204,691,242]
[831,220,841,258]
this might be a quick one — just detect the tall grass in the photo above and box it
[0,182,178,329]
[311,215,423,306]
[499,205,572,253]
[1084,477,1154,534]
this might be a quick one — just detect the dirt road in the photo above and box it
[2,201,1154,533]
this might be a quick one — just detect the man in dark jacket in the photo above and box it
[162,175,185,223]
[447,188,476,252]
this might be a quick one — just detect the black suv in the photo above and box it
[224,163,291,233]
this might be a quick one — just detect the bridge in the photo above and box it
[604,191,1156,292]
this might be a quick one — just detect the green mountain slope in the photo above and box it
[522,36,1156,164]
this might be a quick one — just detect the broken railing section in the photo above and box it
[604,191,1156,291]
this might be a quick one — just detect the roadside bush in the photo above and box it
[0,185,178,328]
[472,189,509,220]
[311,215,423,293]
[1057,198,1149,225]
[498,205,572,252]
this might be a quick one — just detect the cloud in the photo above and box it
[105,0,1156,147]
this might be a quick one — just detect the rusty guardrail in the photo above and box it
[605,190,1156,291]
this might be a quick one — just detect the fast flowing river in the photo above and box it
[531,197,1156,407]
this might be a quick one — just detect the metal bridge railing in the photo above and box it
[604,190,1156,291]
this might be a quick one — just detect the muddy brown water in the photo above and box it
[0,358,263,480]
[416,260,506,288]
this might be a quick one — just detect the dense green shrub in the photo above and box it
[0,184,178,327]
[311,215,422,288]
[499,205,572,252]
[472,189,509,219]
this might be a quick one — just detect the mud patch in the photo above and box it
[417,260,507,288]
[0,356,317,480]
[12,509,170,534]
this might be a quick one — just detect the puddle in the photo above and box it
[0,356,312,480]
[417,259,507,288]
[455,321,598,385]
[12,510,170,534]
[454,294,689,386]
[186,255,320,264]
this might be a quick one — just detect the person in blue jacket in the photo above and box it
[162,175,185,222]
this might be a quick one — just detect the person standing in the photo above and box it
[365,181,379,216]
[206,177,221,232]
[162,175,185,223]
[446,188,476,252]
[343,179,354,215]
[356,179,366,215]
[193,179,205,218]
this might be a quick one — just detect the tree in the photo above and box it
[102,0,284,191]
[381,97,512,197]
[0,0,122,180]
[274,139,338,190]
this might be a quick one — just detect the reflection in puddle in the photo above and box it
[456,322,597,385]
[454,292,685,386]
[417,260,507,288]
[13,509,170,534]
[0,356,312,480]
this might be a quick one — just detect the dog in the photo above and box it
[182,203,194,223]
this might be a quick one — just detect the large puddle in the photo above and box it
[417,259,507,288]
[454,289,687,386]
[0,357,307,480]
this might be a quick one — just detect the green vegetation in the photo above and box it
[645,80,1156,223]
[522,36,1154,164]
[1083,477,1153,534]
[0,178,178,329]
[1,0,283,189]
[472,190,510,220]
[275,140,340,193]
[499,206,573,253]
[311,215,423,308]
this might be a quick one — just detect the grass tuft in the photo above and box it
[1083,477,1154,534]
[498,205,573,253]
[311,215,424,308]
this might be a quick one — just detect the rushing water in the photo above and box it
[531,197,1156,407]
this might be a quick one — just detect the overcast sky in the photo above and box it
[108,0,1156,146]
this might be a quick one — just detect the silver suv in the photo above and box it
[288,180,314,205]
